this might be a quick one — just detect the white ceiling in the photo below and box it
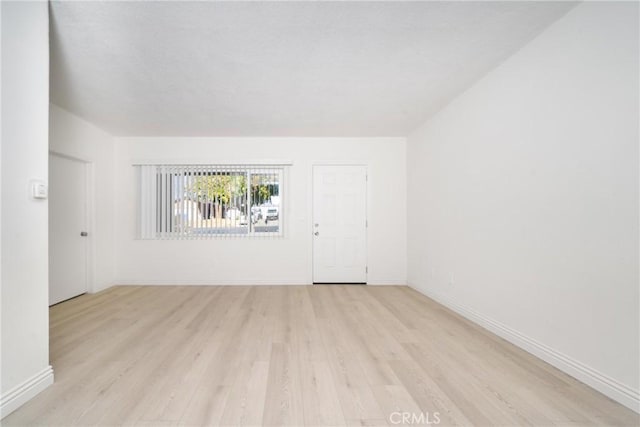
[50,1,577,137]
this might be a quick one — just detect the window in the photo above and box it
[137,164,285,239]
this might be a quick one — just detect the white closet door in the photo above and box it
[49,154,88,305]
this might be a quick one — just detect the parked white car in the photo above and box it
[252,204,278,223]
[264,207,278,222]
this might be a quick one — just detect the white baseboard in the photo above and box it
[366,280,406,286]
[409,284,640,414]
[1,366,54,419]
[113,279,308,286]
[113,279,405,286]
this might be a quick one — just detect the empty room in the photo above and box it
[1,0,638,426]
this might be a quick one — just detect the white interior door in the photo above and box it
[313,165,367,283]
[49,154,88,305]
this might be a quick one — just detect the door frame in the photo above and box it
[49,151,96,295]
[310,163,368,285]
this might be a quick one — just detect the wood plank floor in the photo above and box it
[4,285,638,426]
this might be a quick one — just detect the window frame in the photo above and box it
[136,163,288,240]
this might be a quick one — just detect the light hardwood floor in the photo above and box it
[4,285,638,426]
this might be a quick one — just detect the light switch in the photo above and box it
[31,181,48,199]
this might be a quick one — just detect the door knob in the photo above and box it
[314,232,319,236]
[80,231,88,237]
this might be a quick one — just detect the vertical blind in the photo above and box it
[137,164,284,239]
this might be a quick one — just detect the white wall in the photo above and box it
[407,2,639,411]
[114,137,407,285]
[1,0,53,417]
[49,104,116,293]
